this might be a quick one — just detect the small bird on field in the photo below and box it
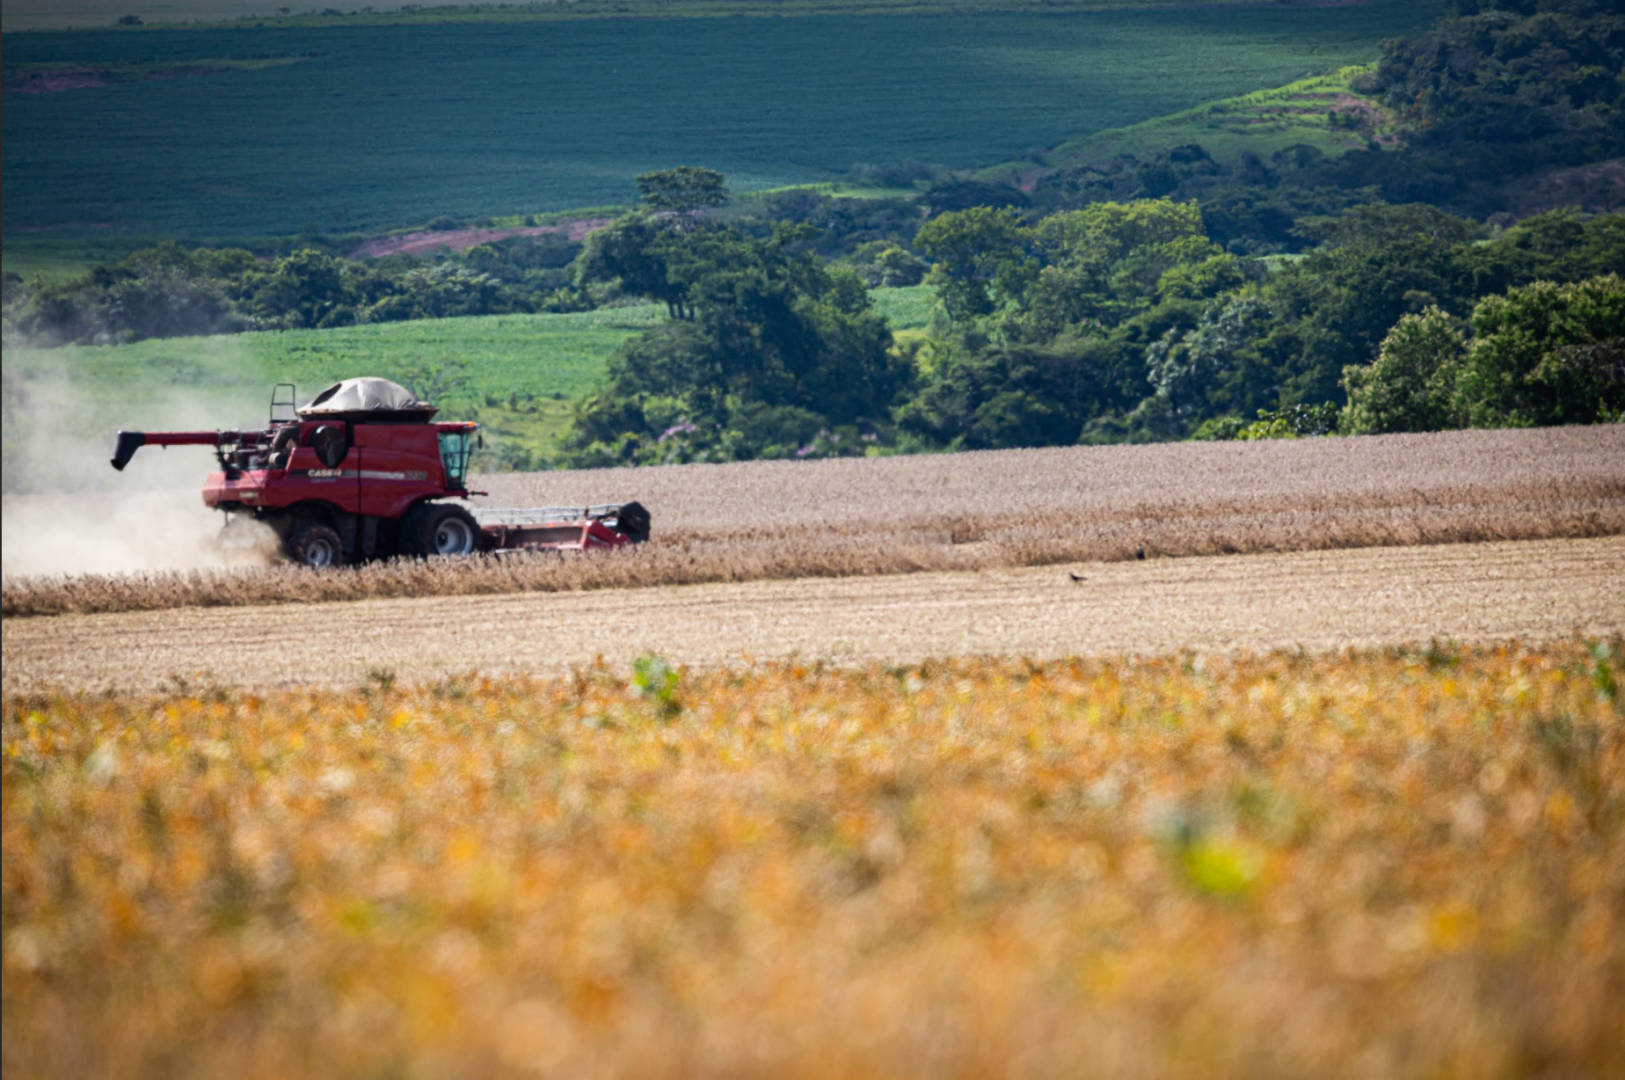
[1136,545,1146,560]
[1069,571,1086,583]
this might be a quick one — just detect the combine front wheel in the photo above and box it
[287,522,344,569]
[404,504,481,558]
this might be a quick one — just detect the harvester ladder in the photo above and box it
[270,383,298,424]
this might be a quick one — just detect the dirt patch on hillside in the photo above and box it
[4,68,122,93]
[3,59,309,96]
[350,217,612,259]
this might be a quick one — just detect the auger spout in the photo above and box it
[110,430,229,471]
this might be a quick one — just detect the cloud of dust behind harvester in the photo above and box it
[1,351,278,576]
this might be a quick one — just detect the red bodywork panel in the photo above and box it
[202,420,474,517]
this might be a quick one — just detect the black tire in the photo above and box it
[614,500,651,543]
[402,503,481,558]
[286,522,344,569]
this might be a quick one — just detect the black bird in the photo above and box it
[1069,571,1086,583]
[1136,546,1146,560]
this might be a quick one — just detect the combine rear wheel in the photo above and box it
[287,522,343,569]
[403,504,481,558]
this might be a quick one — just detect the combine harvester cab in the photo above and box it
[110,377,648,568]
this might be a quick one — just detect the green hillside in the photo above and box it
[1009,65,1401,177]
[2,3,1443,239]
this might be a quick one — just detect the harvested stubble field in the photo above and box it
[5,537,1623,694]
[4,426,1622,620]
[4,642,1622,1079]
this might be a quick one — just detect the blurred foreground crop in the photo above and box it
[4,643,1622,1078]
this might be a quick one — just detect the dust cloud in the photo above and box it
[1,347,278,578]
[1,488,278,577]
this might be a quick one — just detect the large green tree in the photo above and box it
[635,167,730,225]
[1020,199,1222,336]
[1343,274,1625,433]
[1342,307,1467,434]
[563,221,905,466]
[1454,274,1625,428]
[574,214,693,319]
[913,207,1034,321]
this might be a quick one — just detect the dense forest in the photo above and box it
[558,201,1620,465]
[3,0,1620,463]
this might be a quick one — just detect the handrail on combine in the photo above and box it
[471,505,624,527]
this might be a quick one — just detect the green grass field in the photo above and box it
[991,65,1401,178]
[3,305,661,483]
[2,286,933,484]
[869,283,933,331]
[2,3,1442,240]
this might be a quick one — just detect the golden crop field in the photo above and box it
[5,426,1622,619]
[4,642,1622,1079]
[480,424,1625,540]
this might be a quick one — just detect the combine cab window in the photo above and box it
[439,431,472,488]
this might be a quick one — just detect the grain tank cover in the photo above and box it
[297,377,438,422]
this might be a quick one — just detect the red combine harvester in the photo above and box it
[110,377,649,568]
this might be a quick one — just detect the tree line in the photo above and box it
[556,196,1621,466]
[0,233,592,348]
